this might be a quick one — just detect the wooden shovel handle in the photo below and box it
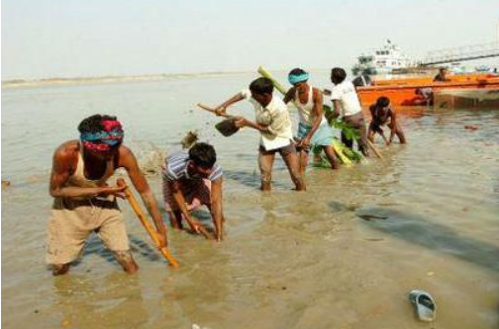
[366,140,384,160]
[116,179,179,267]
[191,220,212,240]
[196,103,233,119]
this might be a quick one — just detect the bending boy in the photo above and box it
[162,143,225,241]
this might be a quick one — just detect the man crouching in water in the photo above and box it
[46,114,167,275]
[162,143,225,241]
[368,96,407,145]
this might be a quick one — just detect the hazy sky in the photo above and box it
[2,0,499,79]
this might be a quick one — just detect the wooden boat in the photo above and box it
[433,88,499,109]
[370,73,496,86]
[357,74,499,106]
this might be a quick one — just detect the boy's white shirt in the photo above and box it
[330,81,362,117]
[241,89,293,151]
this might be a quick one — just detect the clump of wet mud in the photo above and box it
[139,146,166,176]
[137,131,200,176]
[181,130,199,149]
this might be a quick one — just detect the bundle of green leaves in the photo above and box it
[322,105,361,141]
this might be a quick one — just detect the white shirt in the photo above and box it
[330,81,362,117]
[241,89,293,151]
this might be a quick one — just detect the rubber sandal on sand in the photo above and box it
[409,289,436,322]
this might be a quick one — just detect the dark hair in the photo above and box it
[331,67,347,84]
[376,96,390,108]
[78,114,117,133]
[352,75,372,87]
[289,68,306,76]
[189,142,217,168]
[249,77,274,95]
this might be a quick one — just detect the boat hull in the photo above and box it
[357,74,499,107]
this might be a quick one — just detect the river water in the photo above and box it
[2,72,499,329]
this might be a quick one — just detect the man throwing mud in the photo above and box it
[46,114,167,275]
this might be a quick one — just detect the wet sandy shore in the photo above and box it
[2,76,499,328]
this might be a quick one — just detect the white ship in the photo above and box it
[352,39,415,75]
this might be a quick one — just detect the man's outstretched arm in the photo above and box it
[214,92,245,115]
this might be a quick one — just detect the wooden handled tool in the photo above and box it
[116,179,179,267]
[196,103,240,137]
[197,103,232,118]
[367,140,384,160]
[189,219,212,240]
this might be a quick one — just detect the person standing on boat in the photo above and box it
[329,67,370,157]
[162,142,225,241]
[214,77,306,191]
[46,114,168,275]
[368,96,407,145]
[283,68,339,174]
[352,71,372,89]
[433,67,450,82]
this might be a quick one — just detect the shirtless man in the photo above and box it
[368,96,407,145]
[47,114,167,275]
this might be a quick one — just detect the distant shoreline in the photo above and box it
[1,71,256,89]
[1,68,332,89]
